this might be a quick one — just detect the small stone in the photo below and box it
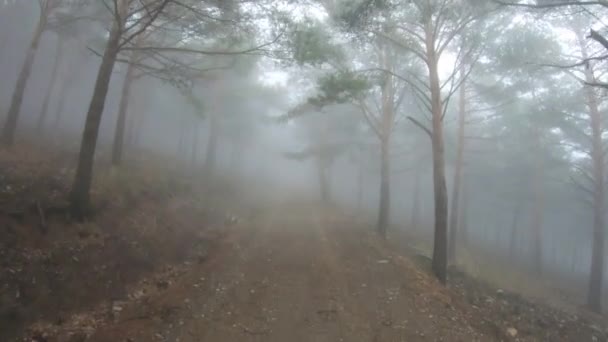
[506,327,518,338]
[112,304,123,312]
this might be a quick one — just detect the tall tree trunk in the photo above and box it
[125,103,136,152]
[448,68,466,264]
[205,114,218,176]
[571,27,606,313]
[531,151,544,276]
[111,59,136,166]
[69,3,126,218]
[37,37,63,134]
[411,165,421,230]
[53,52,82,138]
[52,84,68,135]
[191,120,200,168]
[132,100,146,150]
[357,156,363,211]
[458,173,468,248]
[426,24,449,284]
[377,138,390,238]
[112,30,145,166]
[508,201,522,260]
[377,43,394,239]
[2,17,45,146]
[177,115,186,159]
[584,62,605,314]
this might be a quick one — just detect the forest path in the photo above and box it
[86,205,488,342]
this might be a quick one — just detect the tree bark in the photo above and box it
[377,43,394,239]
[508,201,522,260]
[52,51,82,137]
[2,17,45,146]
[37,37,63,134]
[458,173,468,248]
[205,114,218,176]
[410,165,421,230]
[357,156,363,211]
[191,120,200,168]
[570,26,607,313]
[125,101,136,151]
[531,143,544,275]
[377,138,390,238]
[584,64,605,314]
[177,114,186,159]
[448,68,466,264]
[52,84,68,134]
[69,2,126,218]
[426,23,449,284]
[111,58,136,166]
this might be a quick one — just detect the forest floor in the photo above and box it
[2,145,608,342]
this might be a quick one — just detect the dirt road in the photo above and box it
[80,207,490,342]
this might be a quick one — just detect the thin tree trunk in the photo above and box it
[377,42,394,239]
[69,3,126,218]
[52,82,71,144]
[411,165,421,230]
[112,30,146,166]
[569,27,607,313]
[357,157,363,211]
[584,60,605,314]
[377,138,390,238]
[458,173,468,248]
[191,120,200,168]
[177,114,186,159]
[2,17,45,146]
[531,143,544,276]
[53,52,82,138]
[508,201,522,260]
[125,102,136,152]
[448,67,466,264]
[53,85,68,134]
[37,37,63,134]
[426,23,449,284]
[205,114,218,176]
[111,59,136,165]
[132,100,146,149]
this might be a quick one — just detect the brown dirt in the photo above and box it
[0,146,230,341]
[25,205,606,342]
[3,146,607,342]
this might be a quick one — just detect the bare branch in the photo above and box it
[494,0,608,9]
[407,116,432,138]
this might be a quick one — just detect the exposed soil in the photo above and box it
[20,207,608,342]
[0,146,230,341]
[2,147,607,342]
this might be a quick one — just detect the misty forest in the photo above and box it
[2,0,608,341]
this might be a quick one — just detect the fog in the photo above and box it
[2,0,608,318]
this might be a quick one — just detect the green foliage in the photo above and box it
[309,71,370,106]
[291,20,344,65]
[494,22,562,70]
[332,0,390,28]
